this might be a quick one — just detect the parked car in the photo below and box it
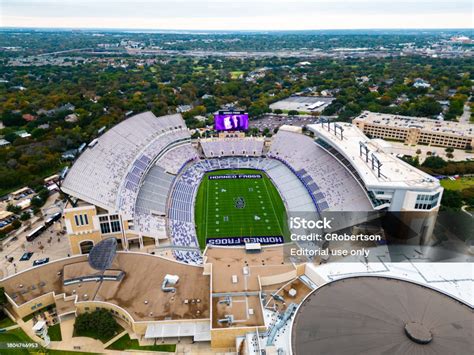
[33,258,49,266]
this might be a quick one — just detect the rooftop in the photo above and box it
[269,96,334,112]
[212,295,264,328]
[308,122,442,191]
[204,245,295,294]
[0,252,210,322]
[292,276,473,355]
[354,111,474,138]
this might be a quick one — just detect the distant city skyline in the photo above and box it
[1,0,473,31]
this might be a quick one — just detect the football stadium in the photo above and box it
[1,110,470,354]
[55,111,443,259]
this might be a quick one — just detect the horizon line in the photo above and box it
[1,26,473,32]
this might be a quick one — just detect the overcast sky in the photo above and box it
[2,0,473,30]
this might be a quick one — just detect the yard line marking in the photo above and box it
[262,177,284,236]
[205,177,209,239]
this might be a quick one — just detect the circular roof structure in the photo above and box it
[88,238,117,271]
[291,276,473,355]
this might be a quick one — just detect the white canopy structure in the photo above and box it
[144,321,211,341]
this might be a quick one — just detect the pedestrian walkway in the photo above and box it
[103,329,128,348]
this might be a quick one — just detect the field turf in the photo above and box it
[195,169,288,248]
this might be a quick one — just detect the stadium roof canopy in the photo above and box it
[291,276,473,355]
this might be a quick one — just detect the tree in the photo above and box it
[74,309,119,340]
[422,156,447,169]
[461,187,474,207]
[1,112,24,127]
[441,190,463,210]
[6,204,22,214]
[445,147,454,153]
[20,212,31,221]
[0,287,7,309]
[31,196,45,209]
[12,219,21,229]
[288,110,299,116]
[273,109,283,114]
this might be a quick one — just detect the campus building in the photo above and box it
[63,203,145,255]
[353,111,474,149]
[0,245,313,352]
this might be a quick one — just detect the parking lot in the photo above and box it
[269,96,334,113]
[0,210,70,278]
[250,114,322,132]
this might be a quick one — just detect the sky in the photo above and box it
[1,0,473,31]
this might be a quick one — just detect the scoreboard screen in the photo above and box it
[215,111,249,131]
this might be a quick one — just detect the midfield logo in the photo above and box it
[234,196,246,209]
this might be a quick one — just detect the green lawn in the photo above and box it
[0,328,84,355]
[195,169,288,248]
[230,70,244,79]
[22,313,36,323]
[46,351,99,355]
[0,328,38,355]
[0,312,15,328]
[440,177,474,191]
[107,334,176,352]
[47,323,62,341]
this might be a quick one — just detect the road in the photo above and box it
[461,205,473,217]
[459,98,472,124]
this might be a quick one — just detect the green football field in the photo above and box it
[195,169,288,248]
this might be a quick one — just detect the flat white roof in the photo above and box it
[32,321,47,331]
[354,111,474,138]
[144,321,211,341]
[308,122,441,191]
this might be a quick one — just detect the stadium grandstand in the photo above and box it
[268,128,372,211]
[200,137,264,157]
[61,112,189,214]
